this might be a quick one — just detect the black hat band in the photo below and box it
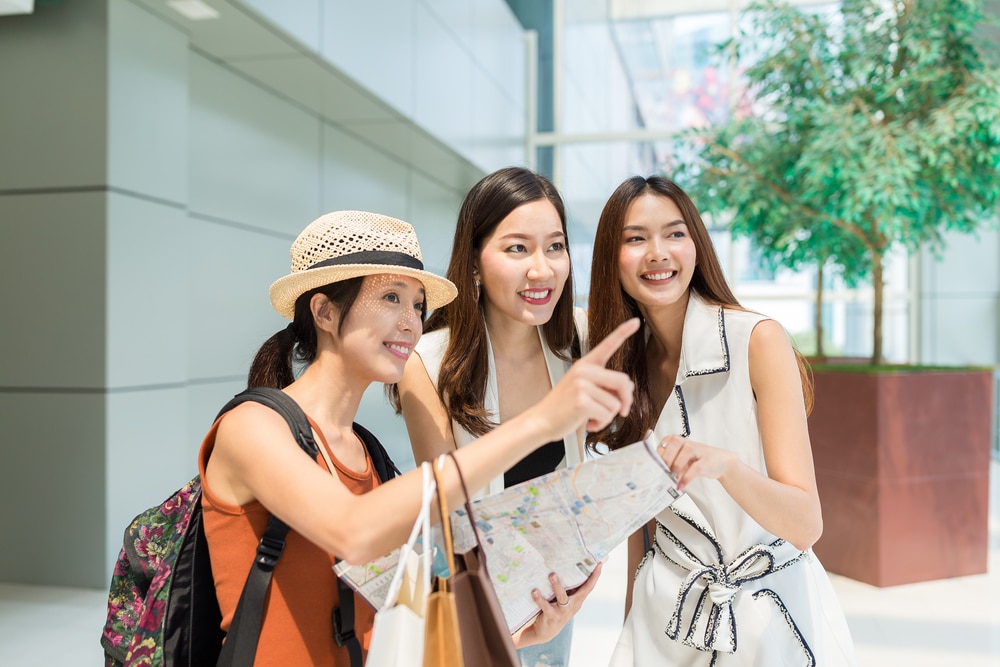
[308,250,424,272]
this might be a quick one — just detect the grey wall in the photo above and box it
[0,0,527,588]
[0,1,111,590]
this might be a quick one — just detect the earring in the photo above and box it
[473,278,481,301]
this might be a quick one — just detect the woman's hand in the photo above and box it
[514,563,603,648]
[657,435,735,492]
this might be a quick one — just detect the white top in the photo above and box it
[610,293,857,666]
[414,307,588,498]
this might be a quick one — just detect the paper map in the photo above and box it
[335,437,682,632]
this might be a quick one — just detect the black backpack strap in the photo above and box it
[353,421,400,483]
[332,583,363,665]
[330,422,399,665]
[214,388,327,667]
[213,388,369,667]
[216,513,291,667]
[214,387,319,459]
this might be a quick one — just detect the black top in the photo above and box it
[504,439,565,488]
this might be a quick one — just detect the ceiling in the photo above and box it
[129,0,485,194]
[0,0,33,16]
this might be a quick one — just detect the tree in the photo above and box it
[674,0,1000,364]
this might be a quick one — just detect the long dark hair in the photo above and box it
[389,166,574,436]
[247,277,365,388]
[587,175,812,452]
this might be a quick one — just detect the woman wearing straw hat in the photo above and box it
[198,209,640,666]
[391,167,588,667]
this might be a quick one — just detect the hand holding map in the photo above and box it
[336,435,682,632]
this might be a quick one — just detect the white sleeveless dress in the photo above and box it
[610,294,857,666]
[413,307,589,499]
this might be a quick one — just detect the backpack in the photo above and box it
[101,387,399,667]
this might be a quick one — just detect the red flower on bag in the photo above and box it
[130,592,145,619]
[149,563,172,593]
[162,487,192,515]
[113,558,129,576]
[139,596,167,632]
[134,562,172,633]
[107,598,123,620]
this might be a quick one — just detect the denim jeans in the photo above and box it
[517,618,574,667]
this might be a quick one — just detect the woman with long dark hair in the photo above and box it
[588,177,857,666]
[393,167,589,665]
[198,209,639,665]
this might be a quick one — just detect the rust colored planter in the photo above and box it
[807,365,993,587]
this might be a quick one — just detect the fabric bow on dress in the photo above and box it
[656,496,811,662]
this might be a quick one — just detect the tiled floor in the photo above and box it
[2,460,997,666]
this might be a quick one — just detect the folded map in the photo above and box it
[335,436,682,632]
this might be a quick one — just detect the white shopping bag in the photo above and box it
[365,462,434,666]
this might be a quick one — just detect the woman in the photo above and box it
[393,167,588,666]
[587,177,858,666]
[199,209,639,665]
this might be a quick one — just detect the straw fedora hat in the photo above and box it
[269,210,457,319]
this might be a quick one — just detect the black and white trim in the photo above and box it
[651,502,811,661]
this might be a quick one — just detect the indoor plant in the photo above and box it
[673,0,1000,585]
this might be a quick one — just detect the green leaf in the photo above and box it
[669,0,1000,362]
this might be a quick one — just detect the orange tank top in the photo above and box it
[198,414,379,667]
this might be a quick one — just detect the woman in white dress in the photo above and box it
[587,176,858,666]
[392,167,592,667]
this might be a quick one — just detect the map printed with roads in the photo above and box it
[451,436,682,630]
[335,437,682,632]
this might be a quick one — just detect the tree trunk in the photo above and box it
[815,261,825,358]
[871,250,884,365]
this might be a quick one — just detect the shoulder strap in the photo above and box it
[214,387,319,459]
[330,421,400,664]
[353,421,400,483]
[213,387,367,667]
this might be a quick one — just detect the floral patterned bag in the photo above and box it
[100,387,398,667]
[101,477,221,667]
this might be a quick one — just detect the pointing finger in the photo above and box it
[581,318,640,368]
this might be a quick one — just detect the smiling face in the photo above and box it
[477,199,571,329]
[617,193,697,314]
[337,273,426,384]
